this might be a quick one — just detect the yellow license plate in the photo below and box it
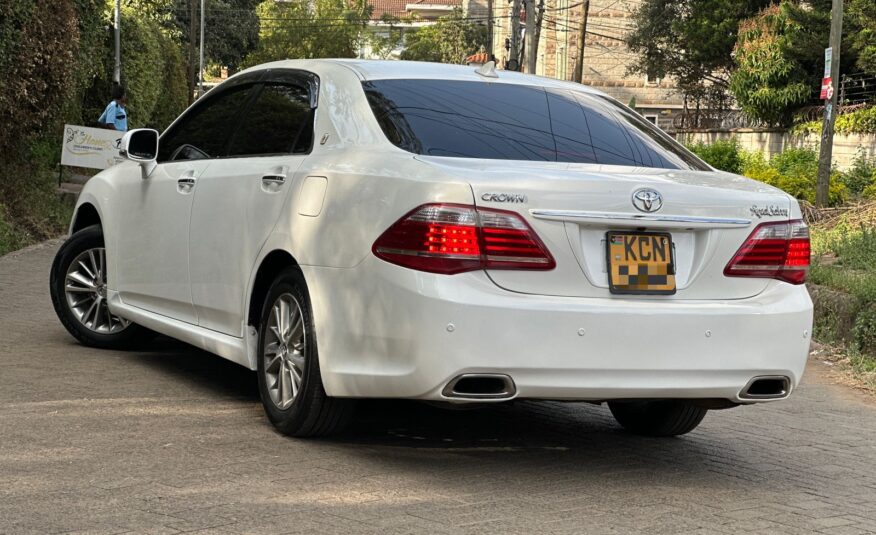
[606,232,676,295]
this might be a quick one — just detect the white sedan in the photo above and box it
[50,60,813,437]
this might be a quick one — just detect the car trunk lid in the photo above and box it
[416,156,793,300]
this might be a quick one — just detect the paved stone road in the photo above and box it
[2,241,876,534]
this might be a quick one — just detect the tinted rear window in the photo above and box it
[363,79,709,171]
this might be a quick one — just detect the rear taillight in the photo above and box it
[724,220,810,284]
[372,203,555,274]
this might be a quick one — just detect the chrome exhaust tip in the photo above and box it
[739,375,791,400]
[442,373,516,400]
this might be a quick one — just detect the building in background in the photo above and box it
[360,0,465,59]
[490,0,684,130]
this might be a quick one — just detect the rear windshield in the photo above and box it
[363,79,710,171]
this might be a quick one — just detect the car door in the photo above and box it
[114,80,259,324]
[188,70,318,336]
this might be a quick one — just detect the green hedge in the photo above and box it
[686,141,857,206]
[792,106,876,136]
[0,0,78,154]
[151,33,189,132]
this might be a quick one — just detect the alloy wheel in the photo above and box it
[263,293,307,409]
[64,247,130,334]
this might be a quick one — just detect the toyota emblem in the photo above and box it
[631,188,663,213]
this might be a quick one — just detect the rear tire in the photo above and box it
[50,225,152,349]
[256,267,354,437]
[608,400,707,437]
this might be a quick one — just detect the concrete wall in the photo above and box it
[675,130,876,170]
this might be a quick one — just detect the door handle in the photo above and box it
[261,174,286,185]
[177,176,196,193]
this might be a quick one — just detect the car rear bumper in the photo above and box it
[302,258,813,403]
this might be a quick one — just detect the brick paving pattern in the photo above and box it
[2,241,876,534]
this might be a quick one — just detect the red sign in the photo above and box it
[820,77,833,100]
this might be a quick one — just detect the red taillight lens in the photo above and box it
[724,220,810,284]
[373,203,556,274]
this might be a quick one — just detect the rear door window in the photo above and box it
[363,79,709,171]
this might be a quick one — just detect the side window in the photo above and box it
[552,90,642,166]
[364,79,555,161]
[227,82,314,157]
[158,85,254,162]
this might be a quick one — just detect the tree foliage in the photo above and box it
[368,14,408,60]
[152,32,190,131]
[0,0,79,154]
[626,0,772,108]
[730,3,811,126]
[849,0,876,75]
[244,0,371,65]
[399,8,487,64]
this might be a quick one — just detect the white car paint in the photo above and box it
[72,59,813,404]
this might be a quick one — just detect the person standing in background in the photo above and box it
[98,86,128,131]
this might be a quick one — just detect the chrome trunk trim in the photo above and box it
[529,209,751,229]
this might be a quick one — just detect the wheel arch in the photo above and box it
[71,202,102,234]
[247,249,301,329]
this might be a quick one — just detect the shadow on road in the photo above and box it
[122,338,730,462]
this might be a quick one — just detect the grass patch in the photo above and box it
[810,212,876,383]
[0,147,73,256]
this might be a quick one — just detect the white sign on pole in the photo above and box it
[824,47,832,78]
[61,125,125,170]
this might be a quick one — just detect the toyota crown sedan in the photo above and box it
[50,60,813,437]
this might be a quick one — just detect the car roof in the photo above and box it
[240,59,604,94]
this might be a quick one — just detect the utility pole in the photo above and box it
[487,0,494,59]
[508,0,521,71]
[816,0,843,207]
[199,0,206,97]
[572,0,589,83]
[524,0,536,73]
[187,0,197,104]
[532,0,545,69]
[113,0,121,85]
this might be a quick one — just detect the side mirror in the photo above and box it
[120,128,159,178]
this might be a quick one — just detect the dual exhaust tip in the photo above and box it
[442,373,516,400]
[442,373,791,402]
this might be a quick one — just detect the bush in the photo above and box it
[743,147,848,206]
[793,106,876,136]
[844,153,876,195]
[686,139,743,174]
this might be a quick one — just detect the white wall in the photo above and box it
[675,129,876,171]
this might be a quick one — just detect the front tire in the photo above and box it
[256,267,353,437]
[608,400,707,437]
[50,225,152,349]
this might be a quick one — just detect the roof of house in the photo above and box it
[369,0,462,19]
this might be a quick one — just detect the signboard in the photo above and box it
[61,124,124,170]
[820,77,833,100]
[824,47,832,78]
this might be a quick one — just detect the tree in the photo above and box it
[368,14,407,60]
[625,0,773,109]
[849,0,876,75]
[729,3,811,126]
[400,8,487,64]
[130,0,261,102]
[244,0,371,65]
